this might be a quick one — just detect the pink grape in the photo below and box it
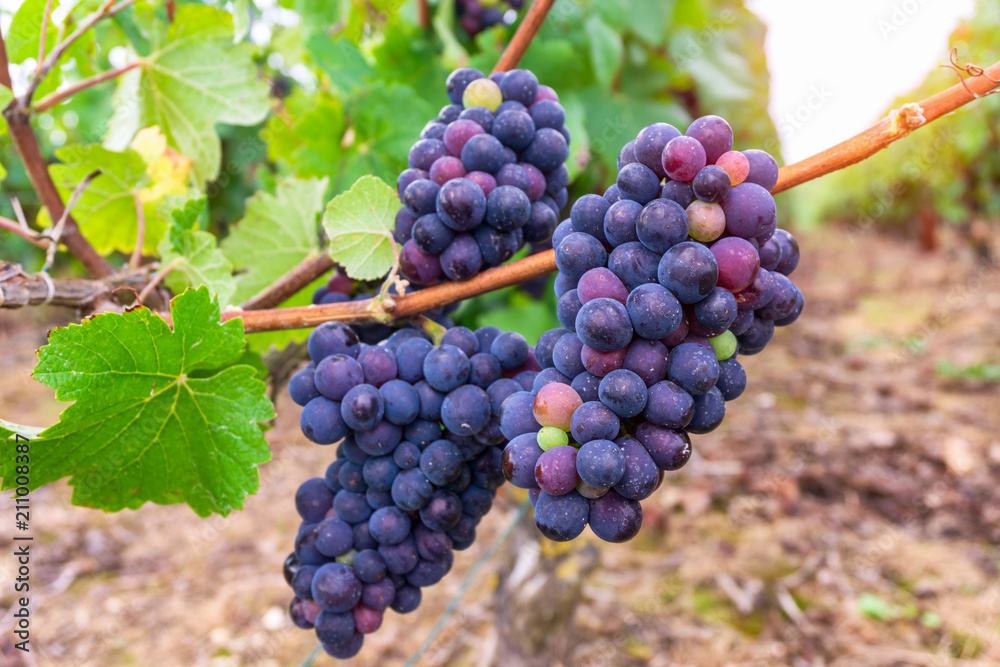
[710,236,760,293]
[715,151,750,186]
[577,267,629,305]
[661,136,707,182]
[532,383,583,431]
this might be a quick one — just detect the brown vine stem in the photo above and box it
[772,59,1000,194]
[0,26,12,89]
[239,254,336,310]
[417,0,431,30]
[0,217,49,248]
[33,62,142,113]
[492,0,557,73]
[200,55,1000,334]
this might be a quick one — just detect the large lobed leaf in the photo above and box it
[106,5,271,186]
[0,288,274,517]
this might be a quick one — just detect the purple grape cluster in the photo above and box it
[500,115,804,543]
[284,322,543,658]
[395,67,571,286]
[456,0,523,36]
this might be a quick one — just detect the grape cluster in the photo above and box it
[395,67,571,286]
[456,0,523,36]
[284,321,542,658]
[501,115,804,543]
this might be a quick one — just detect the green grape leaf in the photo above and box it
[585,15,623,87]
[335,83,434,193]
[321,175,398,281]
[222,177,328,304]
[263,89,346,181]
[106,5,271,186]
[47,144,165,254]
[306,33,374,92]
[0,287,273,517]
[629,0,675,45]
[6,0,60,63]
[157,199,236,307]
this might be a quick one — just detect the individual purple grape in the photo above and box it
[529,99,565,130]
[738,316,774,355]
[569,194,611,244]
[662,180,696,208]
[715,357,747,401]
[314,355,362,402]
[461,133,507,174]
[636,199,689,254]
[440,234,483,281]
[641,380,694,429]
[757,272,800,321]
[661,136,706,182]
[535,445,580,495]
[301,397,349,445]
[436,178,487,231]
[571,371,601,403]
[617,162,661,205]
[758,233,783,271]
[495,163,531,194]
[608,242,660,291]
[570,401,621,444]
[518,162,546,201]
[498,69,539,106]
[533,490,590,542]
[771,229,800,275]
[622,338,669,387]
[686,115,734,164]
[720,183,776,240]
[576,439,625,490]
[421,121,447,141]
[465,170,497,197]
[604,198,642,247]
[408,139,448,171]
[290,597,322,629]
[552,332,586,379]
[484,184,531,231]
[626,283,683,341]
[598,369,648,418]
[618,140,639,170]
[357,345,397,387]
[687,386,726,434]
[693,286,738,330]
[398,168,429,199]
[612,436,659,500]
[429,156,467,185]
[419,490,463,532]
[311,563,362,612]
[634,422,692,470]
[458,107,495,132]
[635,122,682,178]
[588,490,642,542]
[353,605,384,634]
[502,432,544,489]
[443,119,485,157]
[774,290,804,326]
[523,200,558,243]
[658,241,719,304]
[400,240,442,286]
[742,149,779,191]
[521,128,569,173]
[555,232,608,281]
[735,267,776,311]
[499,390,542,440]
[692,164,732,203]
[581,345,627,378]
[575,298,633,352]
[492,109,536,151]
[315,608,355,645]
[665,342,719,396]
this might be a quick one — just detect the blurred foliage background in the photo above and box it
[801,0,1000,261]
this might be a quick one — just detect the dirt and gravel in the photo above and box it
[1,223,999,667]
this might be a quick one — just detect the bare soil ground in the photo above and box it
[1,224,999,667]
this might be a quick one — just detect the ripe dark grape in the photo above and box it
[635,122,681,177]
[658,242,719,304]
[661,136,706,182]
[604,198,642,246]
[608,242,660,291]
[588,490,643,543]
[692,165,732,203]
[636,199,689,254]
[533,491,589,541]
[622,338,669,386]
[686,115,734,164]
[576,439,625,490]
[742,149,779,191]
[617,162,661,204]
[720,183,776,240]
[575,297,633,352]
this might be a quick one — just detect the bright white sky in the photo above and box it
[747,0,978,162]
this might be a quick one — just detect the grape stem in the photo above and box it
[493,0,558,73]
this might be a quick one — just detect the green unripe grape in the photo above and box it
[462,79,503,111]
[709,330,737,360]
[686,200,726,242]
[335,549,357,566]
[537,426,569,451]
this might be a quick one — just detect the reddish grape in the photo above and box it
[532,383,583,431]
[661,136,707,182]
[710,236,760,293]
